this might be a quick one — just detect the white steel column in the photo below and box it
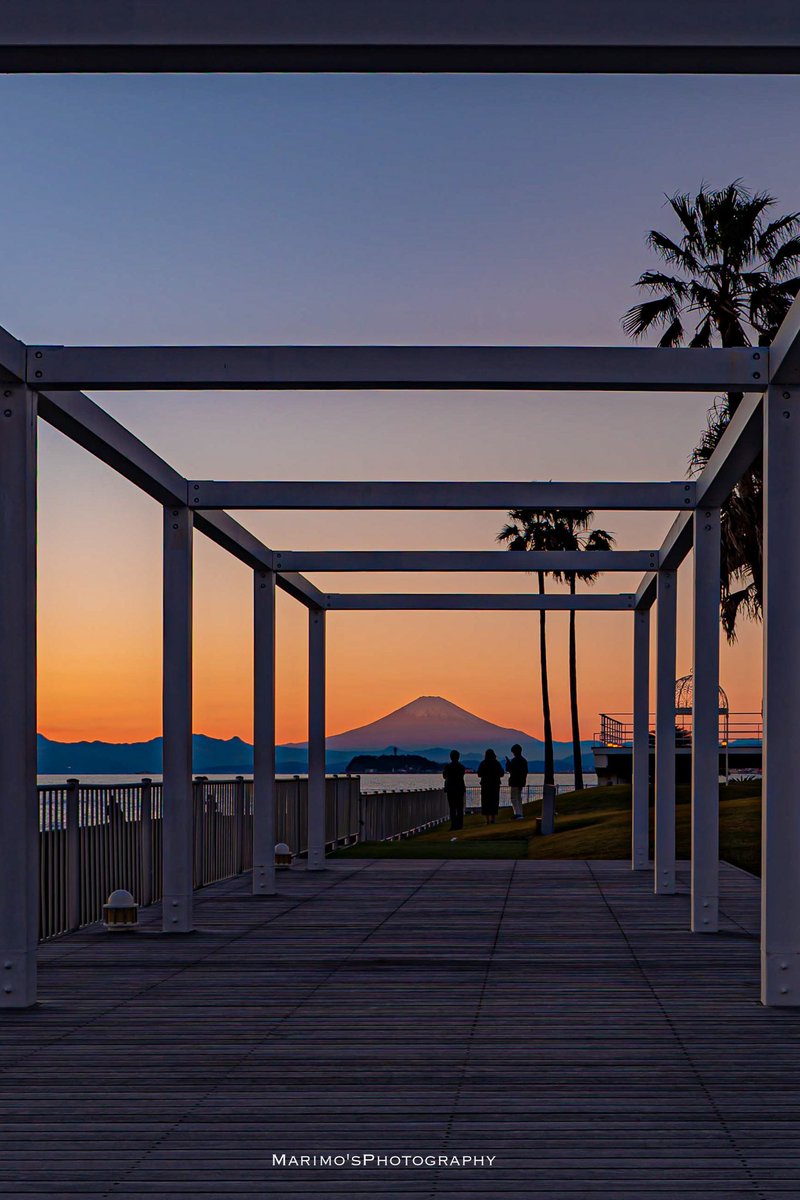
[691,507,721,932]
[654,570,677,895]
[307,607,327,871]
[253,570,276,895]
[632,608,651,870]
[162,506,194,932]
[762,385,800,1005]
[0,387,38,1007]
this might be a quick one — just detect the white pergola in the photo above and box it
[0,2,798,1011]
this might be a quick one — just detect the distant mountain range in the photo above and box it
[38,696,594,775]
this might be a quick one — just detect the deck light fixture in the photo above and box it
[102,890,139,931]
[275,843,293,869]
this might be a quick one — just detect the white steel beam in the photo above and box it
[761,385,800,1006]
[632,608,651,871]
[161,506,194,933]
[275,550,656,572]
[768,292,800,386]
[252,570,276,896]
[1,2,799,73]
[191,481,695,511]
[28,345,764,393]
[0,387,38,1008]
[691,507,721,933]
[325,593,636,611]
[33,388,325,607]
[636,393,765,608]
[307,609,327,872]
[654,570,677,895]
[695,394,764,507]
[37,389,186,506]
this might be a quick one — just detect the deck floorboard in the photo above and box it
[0,859,797,1198]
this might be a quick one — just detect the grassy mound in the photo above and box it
[333,782,761,874]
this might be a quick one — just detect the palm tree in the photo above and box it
[623,181,800,638]
[550,514,616,791]
[497,510,563,785]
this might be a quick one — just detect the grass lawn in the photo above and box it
[333,783,762,874]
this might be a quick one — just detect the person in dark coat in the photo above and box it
[442,749,466,831]
[477,749,504,824]
[505,743,529,820]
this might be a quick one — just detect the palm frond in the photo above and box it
[621,295,680,340]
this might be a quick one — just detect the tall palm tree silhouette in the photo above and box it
[623,181,800,637]
[550,515,616,791]
[497,510,564,785]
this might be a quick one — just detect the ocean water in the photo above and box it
[37,772,597,792]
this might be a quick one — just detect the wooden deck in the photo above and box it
[1,859,798,1199]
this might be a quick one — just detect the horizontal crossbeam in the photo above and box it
[325,593,637,611]
[274,550,657,572]
[1,2,798,73]
[32,387,325,608]
[191,481,695,511]
[27,345,765,393]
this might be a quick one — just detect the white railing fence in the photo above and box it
[38,777,450,940]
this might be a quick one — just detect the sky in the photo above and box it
[0,72,790,745]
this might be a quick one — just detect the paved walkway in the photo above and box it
[1,859,798,1199]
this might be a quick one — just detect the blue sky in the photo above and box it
[0,72,792,739]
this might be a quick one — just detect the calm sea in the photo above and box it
[37,772,597,792]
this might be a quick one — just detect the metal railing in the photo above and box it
[464,782,560,810]
[359,788,450,841]
[594,711,763,747]
[37,775,449,940]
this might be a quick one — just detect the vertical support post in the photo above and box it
[140,777,153,907]
[0,386,38,1008]
[162,506,194,932]
[66,778,81,931]
[692,507,721,932]
[655,570,677,895]
[540,783,556,835]
[307,607,327,870]
[762,385,800,1005]
[253,568,277,894]
[632,609,651,870]
[235,775,245,875]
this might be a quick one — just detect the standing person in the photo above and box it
[506,743,529,820]
[442,749,466,831]
[477,749,504,825]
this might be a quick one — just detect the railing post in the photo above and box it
[0,386,38,1008]
[235,775,246,875]
[140,778,153,907]
[762,385,800,1005]
[66,778,81,931]
[691,507,721,932]
[632,608,651,870]
[253,570,276,894]
[655,569,677,894]
[307,607,326,870]
[162,505,194,932]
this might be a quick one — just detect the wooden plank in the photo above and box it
[0,861,797,1197]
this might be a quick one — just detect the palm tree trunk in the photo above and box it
[567,575,584,790]
[538,570,555,786]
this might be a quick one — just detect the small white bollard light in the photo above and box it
[274,842,293,869]
[103,889,139,931]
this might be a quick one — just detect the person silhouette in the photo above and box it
[505,743,529,820]
[442,749,466,831]
[477,749,504,825]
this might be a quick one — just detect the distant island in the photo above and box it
[346,753,444,774]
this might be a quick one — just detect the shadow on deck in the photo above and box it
[1,860,798,1199]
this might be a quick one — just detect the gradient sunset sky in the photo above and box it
[0,72,790,745]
